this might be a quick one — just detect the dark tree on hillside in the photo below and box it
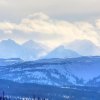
[0,97,2,100]
[38,97,40,100]
[3,91,5,100]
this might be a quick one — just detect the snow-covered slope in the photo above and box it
[44,45,80,59]
[65,39,100,56]
[0,56,100,86]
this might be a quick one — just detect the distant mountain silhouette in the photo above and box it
[65,39,100,56]
[44,45,80,59]
[0,39,48,60]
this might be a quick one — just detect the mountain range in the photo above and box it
[0,56,100,87]
[44,45,80,59]
[44,39,100,59]
[65,39,100,56]
[0,39,100,60]
[0,39,48,60]
[0,39,100,99]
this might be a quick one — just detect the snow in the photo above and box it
[0,56,100,86]
[25,71,47,79]
[51,73,60,79]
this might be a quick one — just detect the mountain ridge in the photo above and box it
[0,56,100,87]
[0,39,48,60]
[65,39,100,56]
[44,45,80,59]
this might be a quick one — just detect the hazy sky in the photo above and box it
[0,0,100,48]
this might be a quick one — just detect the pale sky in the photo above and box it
[0,0,100,48]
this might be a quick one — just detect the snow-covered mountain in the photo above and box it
[0,39,48,60]
[0,39,99,60]
[22,40,48,60]
[44,45,80,59]
[0,56,100,87]
[65,39,100,56]
[0,39,23,58]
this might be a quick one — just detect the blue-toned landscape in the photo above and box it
[0,0,100,100]
[0,39,100,100]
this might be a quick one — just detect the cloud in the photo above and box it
[96,19,100,29]
[0,0,100,22]
[0,12,100,48]
[0,0,9,7]
[0,22,14,34]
